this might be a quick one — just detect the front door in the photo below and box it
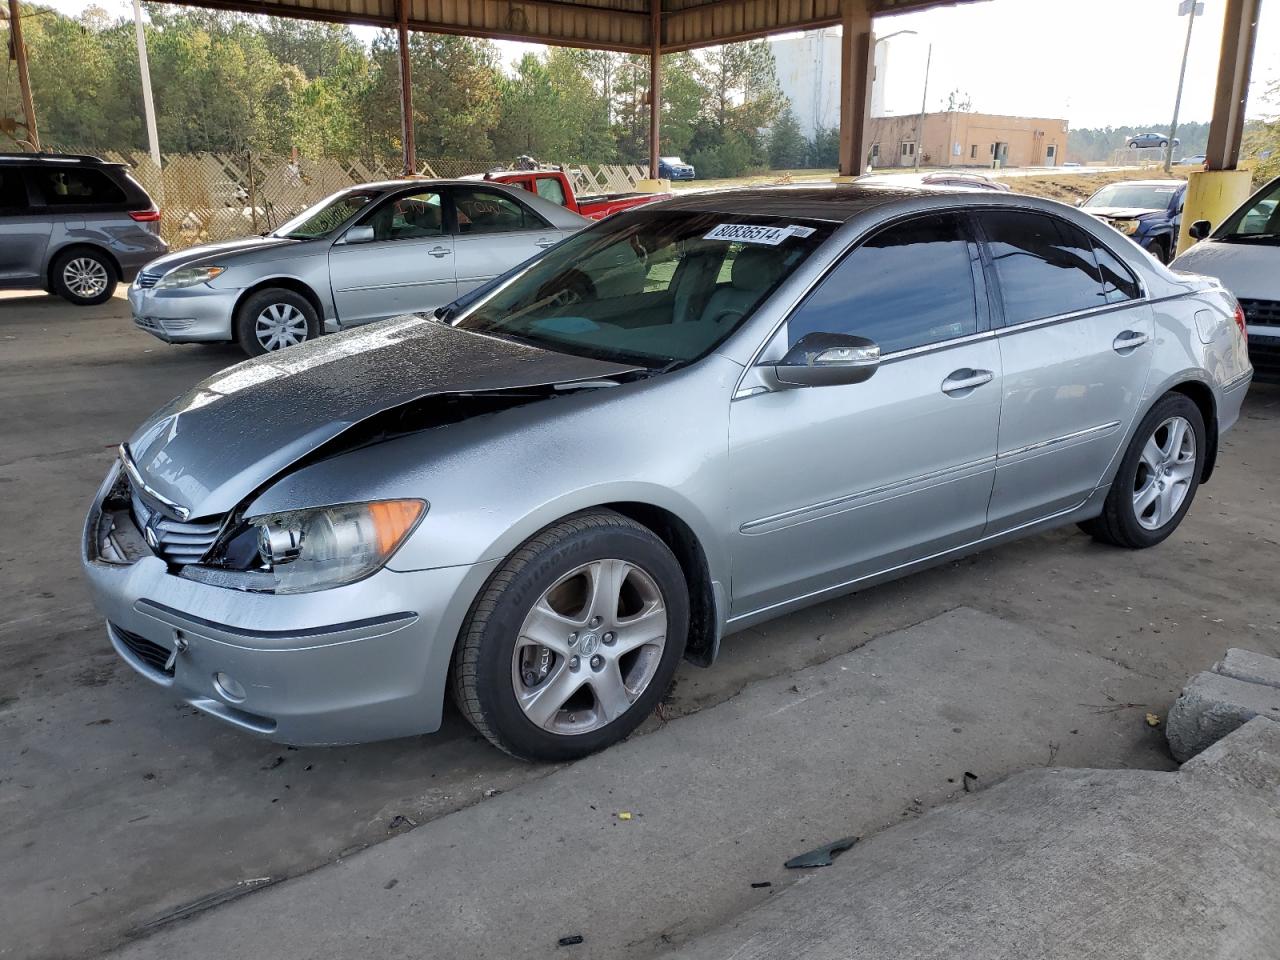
[727,212,1002,617]
[448,186,561,296]
[1045,144,1057,166]
[328,188,456,327]
[975,210,1154,531]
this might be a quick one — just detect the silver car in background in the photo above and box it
[84,185,1251,761]
[129,179,588,356]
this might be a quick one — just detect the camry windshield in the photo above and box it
[1084,184,1179,210]
[274,191,377,239]
[452,210,833,366]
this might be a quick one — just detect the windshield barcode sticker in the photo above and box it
[704,223,793,245]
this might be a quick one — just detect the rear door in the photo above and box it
[328,188,456,327]
[976,209,1154,531]
[447,186,562,295]
[0,165,52,285]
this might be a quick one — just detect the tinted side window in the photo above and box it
[357,190,443,241]
[452,188,547,235]
[0,168,29,210]
[33,167,126,207]
[788,212,979,354]
[980,211,1105,324]
[1090,240,1141,303]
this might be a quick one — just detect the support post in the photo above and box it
[7,0,39,151]
[132,0,161,169]
[636,2,668,193]
[836,0,873,180]
[397,0,416,177]
[1178,0,1260,256]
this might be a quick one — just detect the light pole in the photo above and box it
[1166,0,1202,172]
[132,0,161,169]
[913,43,932,172]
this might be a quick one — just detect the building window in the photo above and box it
[871,143,880,159]
[970,144,978,159]
[989,143,996,156]
[900,141,915,158]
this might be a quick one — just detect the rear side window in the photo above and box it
[451,188,547,235]
[788,212,980,354]
[33,167,126,207]
[0,168,29,210]
[1090,240,1141,303]
[979,211,1105,323]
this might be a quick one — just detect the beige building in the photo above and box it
[868,111,1069,170]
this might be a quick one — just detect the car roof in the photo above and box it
[0,152,119,167]
[657,183,944,222]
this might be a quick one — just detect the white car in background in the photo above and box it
[1171,176,1280,382]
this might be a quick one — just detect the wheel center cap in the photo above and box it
[578,632,600,656]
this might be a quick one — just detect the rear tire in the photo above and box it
[51,248,116,306]
[1079,393,1205,549]
[451,509,689,762]
[234,288,320,357]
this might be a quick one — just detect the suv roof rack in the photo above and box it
[0,152,107,164]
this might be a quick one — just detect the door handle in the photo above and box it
[535,237,557,249]
[941,369,994,394]
[428,246,451,258]
[1112,330,1149,352]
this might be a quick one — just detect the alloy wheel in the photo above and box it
[63,258,110,300]
[1132,415,1196,531]
[511,558,668,735]
[254,303,310,352]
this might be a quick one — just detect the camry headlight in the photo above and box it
[1110,219,1140,236]
[219,500,425,594]
[156,265,226,288]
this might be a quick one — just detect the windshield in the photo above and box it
[1214,178,1280,241]
[1084,184,1179,210]
[274,190,378,240]
[452,210,833,366]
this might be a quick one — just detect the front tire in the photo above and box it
[452,509,689,762]
[1080,393,1205,548]
[1143,236,1171,264]
[51,248,116,305]
[234,288,319,356]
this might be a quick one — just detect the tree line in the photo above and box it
[0,5,841,177]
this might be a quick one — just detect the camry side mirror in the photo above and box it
[770,332,880,388]
[1188,219,1212,241]
[343,224,376,244]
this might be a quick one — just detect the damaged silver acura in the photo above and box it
[84,185,1251,760]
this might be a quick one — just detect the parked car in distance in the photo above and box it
[1176,155,1207,166]
[1171,175,1280,382]
[658,156,696,180]
[920,172,1011,191]
[1128,133,1179,149]
[481,167,672,220]
[128,179,588,356]
[0,153,166,305]
[1080,179,1186,263]
[85,185,1251,761]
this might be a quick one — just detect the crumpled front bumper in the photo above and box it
[81,463,498,745]
[128,282,240,343]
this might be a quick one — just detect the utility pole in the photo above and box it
[132,0,161,168]
[7,0,39,150]
[913,42,931,172]
[1166,0,1202,172]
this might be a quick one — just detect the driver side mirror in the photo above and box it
[1188,219,1212,241]
[343,224,376,244]
[769,332,880,388]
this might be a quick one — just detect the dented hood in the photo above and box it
[126,316,641,519]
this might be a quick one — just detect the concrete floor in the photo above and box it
[1,291,1278,960]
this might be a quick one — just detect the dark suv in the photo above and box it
[0,153,168,305]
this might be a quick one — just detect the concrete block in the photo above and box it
[1166,671,1280,762]
[1214,648,1280,690]
[1182,716,1280,796]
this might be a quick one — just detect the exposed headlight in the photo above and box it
[1110,219,1141,236]
[224,500,425,594]
[156,265,226,288]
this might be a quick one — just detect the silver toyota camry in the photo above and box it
[84,184,1253,761]
[128,179,587,356]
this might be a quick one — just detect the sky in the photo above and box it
[31,0,1280,129]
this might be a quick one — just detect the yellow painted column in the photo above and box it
[1177,169,1253,256]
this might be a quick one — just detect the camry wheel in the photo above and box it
[235,288,319,356]
[52,249,116,305]
[452,509,688,761]
[1080,393,1205,548]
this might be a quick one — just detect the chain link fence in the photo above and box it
[70,151,649,250]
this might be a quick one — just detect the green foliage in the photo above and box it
[1068,122,1211,163]
[1243,80,1280,185]
[768,107,806,170]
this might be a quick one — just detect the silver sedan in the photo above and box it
[128,179,588,356]
[84,184,1252,761]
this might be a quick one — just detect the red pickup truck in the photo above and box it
[483,168,671,220]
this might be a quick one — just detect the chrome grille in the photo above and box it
[1240,298,1280,328]
[136,269,163,289]
[129,488,223,566]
